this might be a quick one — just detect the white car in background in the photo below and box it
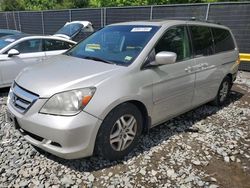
[54,21,94,41]
[0,34,76,88]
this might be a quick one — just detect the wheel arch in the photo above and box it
[99,99,151,134]
[126,100,151,133]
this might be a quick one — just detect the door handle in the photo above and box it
[200,63,209,70]
[185,66,192,72]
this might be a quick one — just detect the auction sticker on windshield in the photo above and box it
[131,27,152,32]
[5,38,15,42]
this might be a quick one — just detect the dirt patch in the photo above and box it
[205,158,250,188]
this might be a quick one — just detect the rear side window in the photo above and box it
[44,39,73,51]
[212,28,235,53]
[190,26,214,56]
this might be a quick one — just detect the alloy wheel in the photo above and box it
[219,81,229,102]
[109,114,137,151]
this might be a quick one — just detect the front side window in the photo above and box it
[212,28,235,53]
[66,25,160,66]
[44,39,73,51]
[12,39,42,53]
[190,26,214,56]
[155,26,191,62]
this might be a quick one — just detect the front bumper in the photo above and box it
[7,98,102,159]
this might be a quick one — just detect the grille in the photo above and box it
[10,83,39,114]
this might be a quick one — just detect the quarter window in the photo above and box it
[44,39,73,51]
[12,39,42,53]
[190,26,214,56]
[155,26,191,62]
[212,28,235,53]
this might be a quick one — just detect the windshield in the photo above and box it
[66,25,160,66]
[56,23,83,37]
[0,36,19,50]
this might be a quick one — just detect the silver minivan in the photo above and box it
[7,20,239,160]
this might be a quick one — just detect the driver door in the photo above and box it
[1,39,45,86]
[151,26,196,125]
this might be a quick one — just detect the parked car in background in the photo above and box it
[7,20,239,160]
[54,21,94,42]
[0,29,23,38]
[0,34,76,88]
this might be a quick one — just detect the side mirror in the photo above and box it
[151,51,177,66]
[8,49,20,57]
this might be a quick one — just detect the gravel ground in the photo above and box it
[0,71,250,188]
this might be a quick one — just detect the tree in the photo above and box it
[1,0,25,11]
[91,0,148,7]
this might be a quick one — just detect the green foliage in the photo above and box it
[1,0,25,11]
[96,0,148,7]
[0,0,89,11]
[0,0,241,11]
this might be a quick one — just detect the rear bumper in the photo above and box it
[7,99,102,159]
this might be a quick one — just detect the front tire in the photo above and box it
[95,103,143,160]
[212,76,231,106]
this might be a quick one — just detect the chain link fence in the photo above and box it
[0,2,249,70]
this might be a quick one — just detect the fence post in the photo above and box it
[18,11,21,31]
[69,9,72,22]
[150,5,153,20]
[103,7,106,26]
[13,11,17,30]
[5,12,9,29]
[205,3,210,20]
[101,8,103,27]
[41,11,45,35]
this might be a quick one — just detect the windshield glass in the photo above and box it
[56,23,83,37]
[0,36,19,50]
[66,25,160,66]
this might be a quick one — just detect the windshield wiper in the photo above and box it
[84,56,115,65]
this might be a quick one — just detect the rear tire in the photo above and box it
[95,103,142,160]
[212,76,231,106]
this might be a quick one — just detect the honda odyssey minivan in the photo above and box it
[7,20,239,160]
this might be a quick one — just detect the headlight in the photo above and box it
[40,87,96,116]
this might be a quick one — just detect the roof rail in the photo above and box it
[189,17,221,25]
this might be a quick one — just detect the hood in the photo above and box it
[16,55,124,98]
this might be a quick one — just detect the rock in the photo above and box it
[88,174,95,182]
[32,167,40,176]
[19,180,29,187]
[38,184,45,188]
[167,169,176,179]
[139,169,146,176]
[31,179,40,185]
[209,184,219,188]
[61,176,74,186]
[197,181,204,186]
[151,170,157,176]
[230,156,235,162]
[210,177,217,182]
[224,156,230,163]
[192,160,201,166]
